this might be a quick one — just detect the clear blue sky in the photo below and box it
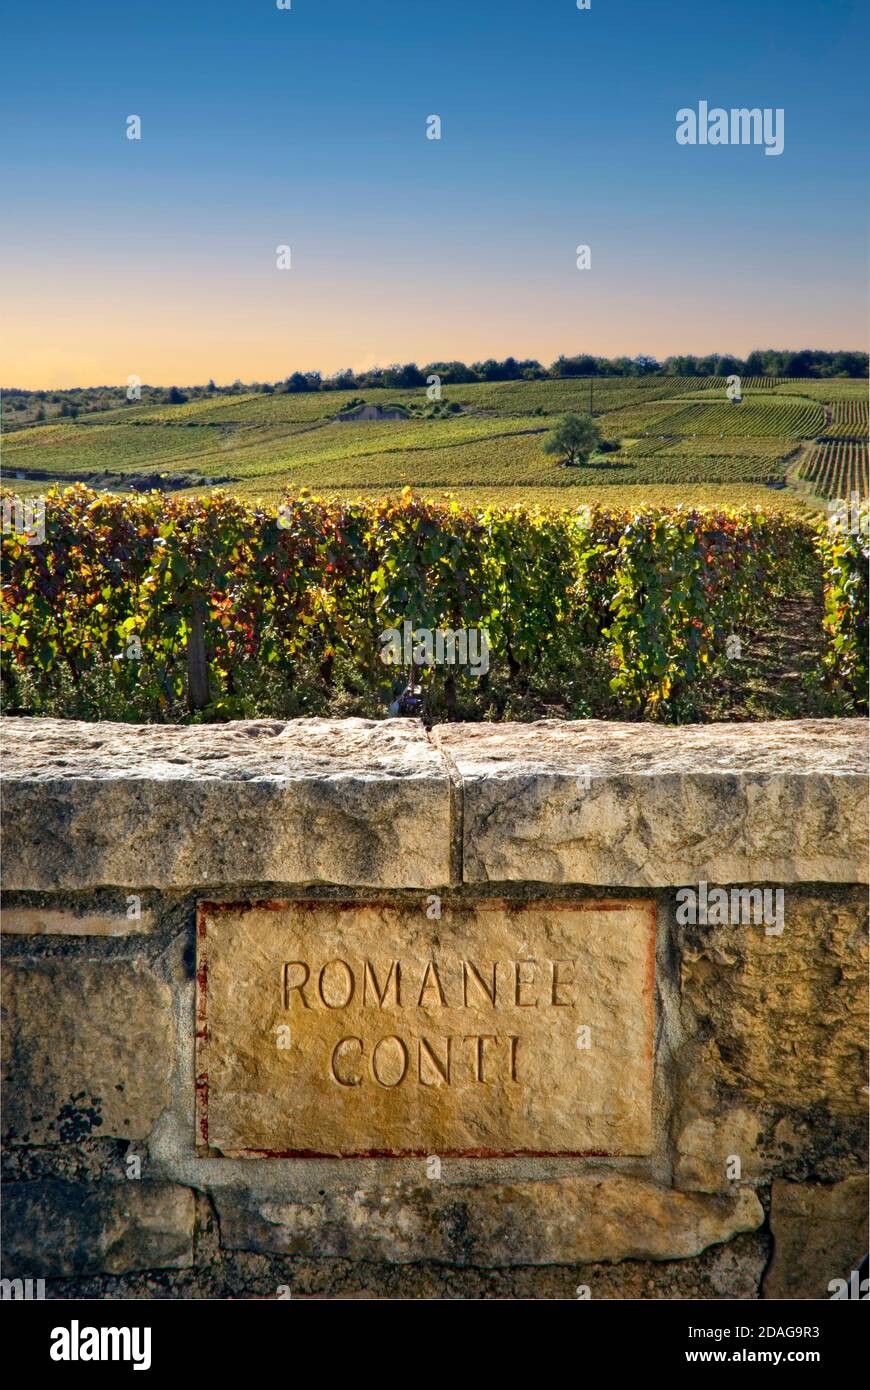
[2,0,867,384]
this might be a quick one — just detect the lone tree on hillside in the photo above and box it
[542,411,602,467]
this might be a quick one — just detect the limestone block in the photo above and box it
[2,959,173,1144]
[0,717,452,890]
[763,1176,868,1299]
[434,719,868,885]
[216,1176,763,1265]
[2,1180,194,1276]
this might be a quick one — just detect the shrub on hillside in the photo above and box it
[542,412,602,467]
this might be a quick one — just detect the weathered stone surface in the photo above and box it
[197,898,655,1157]
[766,1112,868,1186]
[763,1176,868,1300]
[1,907,154,935]
[2,960,173,1143]
[675,1109,766,1193]
[2,1230,770,1299]
[677,892,868,1119]
[283,1232,770,1298]
[216,1176,763,1265]
[2,1180,194,1276]
[3,717,865,892]
[434,719,868,885]
[0,717,452,889]
[674,1106,868,1195]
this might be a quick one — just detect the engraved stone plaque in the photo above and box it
[196,898,655,1157]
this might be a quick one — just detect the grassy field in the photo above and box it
[3,374,866,510]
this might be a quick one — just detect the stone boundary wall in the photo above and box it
[1,716,867,1301]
